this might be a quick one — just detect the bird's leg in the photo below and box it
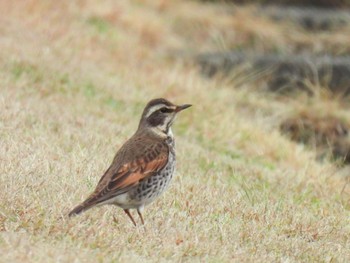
[137,208,145,225]
[124,209,136,226]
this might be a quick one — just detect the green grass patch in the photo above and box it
[10,61,43,83]
[86,16,113,34]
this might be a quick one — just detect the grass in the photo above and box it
[1,0,350,262]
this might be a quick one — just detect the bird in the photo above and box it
[68,98,192,226]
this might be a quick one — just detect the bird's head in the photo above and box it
[138,98,192,137]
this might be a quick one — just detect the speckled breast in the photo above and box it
[130,136,176,206]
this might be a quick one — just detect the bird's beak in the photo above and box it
[175,104,192,112]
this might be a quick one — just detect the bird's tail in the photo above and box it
[68,196,99,217]
[68,204,88,217]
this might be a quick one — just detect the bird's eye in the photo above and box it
[160,107,171,113]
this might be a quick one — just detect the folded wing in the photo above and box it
[68,138,168,216]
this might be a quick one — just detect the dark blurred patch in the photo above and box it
[197,52,350,97]
[261,6,350,31]
[280,112,350,164]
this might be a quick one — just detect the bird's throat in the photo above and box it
[149,126,173,139]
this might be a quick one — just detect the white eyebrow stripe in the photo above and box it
[145,104,165,117]
[145,105,176,117]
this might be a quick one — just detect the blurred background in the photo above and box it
[196,0,350,165]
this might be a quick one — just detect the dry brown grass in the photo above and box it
[1,0,350,262]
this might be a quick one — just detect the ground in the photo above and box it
[0,0,350,262]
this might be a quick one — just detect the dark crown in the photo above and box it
[144,98,174,112]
